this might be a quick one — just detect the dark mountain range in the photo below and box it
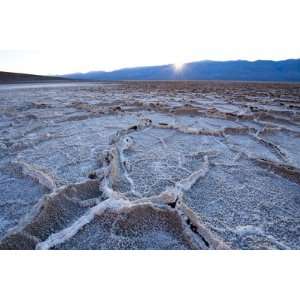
[0,71,70,84]
[64,59,300,82]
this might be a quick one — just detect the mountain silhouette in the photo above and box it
[64,59,300,82]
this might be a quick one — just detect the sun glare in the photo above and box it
[174,62,184,71]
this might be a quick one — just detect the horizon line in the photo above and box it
[1,57,299,77]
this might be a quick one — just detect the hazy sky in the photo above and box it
[1,0,299,75]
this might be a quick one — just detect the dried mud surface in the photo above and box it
[0,81,299,249]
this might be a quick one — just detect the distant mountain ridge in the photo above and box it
[64,59,300,82]
[0,71,70,84]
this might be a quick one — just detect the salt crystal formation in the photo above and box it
[0,81,299,249]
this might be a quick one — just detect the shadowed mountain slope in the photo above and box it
[0,71,71,84]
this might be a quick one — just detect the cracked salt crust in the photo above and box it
[0,81,299,249]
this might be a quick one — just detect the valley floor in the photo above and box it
[0,81,299,249]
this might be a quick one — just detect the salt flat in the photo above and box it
[0,81,299,249]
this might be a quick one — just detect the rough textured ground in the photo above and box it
[0,81,299,250]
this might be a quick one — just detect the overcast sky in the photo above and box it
[1,0,299,75]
